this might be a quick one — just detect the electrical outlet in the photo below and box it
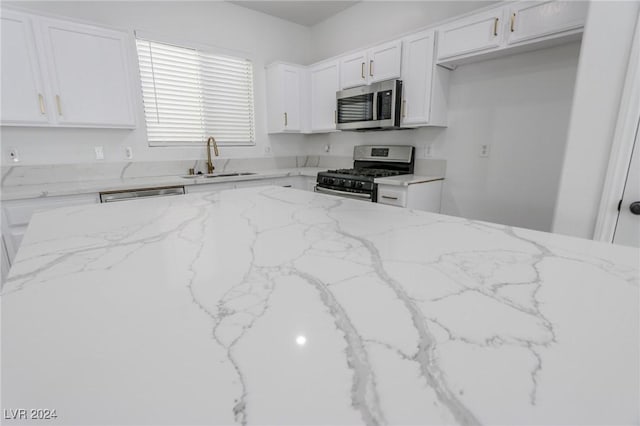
[94,146,104,160]
[124,146,133,160]
[8,148,19,163]
[479,144,490,158]
[425,144,433,158]
[324,144,331,153]
[264,146,271,154]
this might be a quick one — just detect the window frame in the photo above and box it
[134,30,257,147]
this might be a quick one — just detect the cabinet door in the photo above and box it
[310,60,339,132]
[340,50,368,89]
[401,30,435,126]
[282,66,301,132]
[506,1,588,45]
[40,19,135,127]
[368,40,401,84]
[1,10,49,125]
[437,9,504,61]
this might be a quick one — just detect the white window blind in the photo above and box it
[135,37,255,146]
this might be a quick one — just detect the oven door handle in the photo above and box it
[314,186,372,200]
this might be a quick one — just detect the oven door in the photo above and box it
[314,185,373,202]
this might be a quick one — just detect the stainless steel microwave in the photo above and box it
[336,79,403,131]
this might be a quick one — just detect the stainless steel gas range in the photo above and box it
[315,145,415,201]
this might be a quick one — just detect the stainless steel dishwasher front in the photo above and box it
[99,186,185,203]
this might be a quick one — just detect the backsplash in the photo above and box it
[1,156,444,187]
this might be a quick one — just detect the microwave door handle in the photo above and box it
[372,92,378,121]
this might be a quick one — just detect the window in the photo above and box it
[135,36,255,146]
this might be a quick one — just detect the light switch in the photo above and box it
[480,144,490,158]
[94,146,104,160]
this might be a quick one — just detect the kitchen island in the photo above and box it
[2,186,638,425]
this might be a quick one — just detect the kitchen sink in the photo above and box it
[181,172,257,179]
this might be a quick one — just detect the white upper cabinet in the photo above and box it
[368,40,402,84]
[506,1,588,45]
[310,60,339,132]
[437,8,504,61]
[401,29,450,127]
[0,8,136,128]
[40,18,136,127]
[340,40,402,89]
[1,10,49,125]
[340,50,368,89]
[436,0,588,66]
[266,63,306,133]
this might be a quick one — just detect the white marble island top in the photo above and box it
[2,186,638,425]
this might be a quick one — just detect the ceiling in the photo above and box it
[227,1,360,27]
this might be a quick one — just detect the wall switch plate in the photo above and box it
[94,146,105,160]
[124,146,133,160]
[480,144,490,158]
[8,148,19,163]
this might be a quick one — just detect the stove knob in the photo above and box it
[328,178,335,185]
[339,179,345,185]
[344,180,352,188]
[356,182,364,189]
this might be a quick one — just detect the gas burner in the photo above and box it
[326,168,404,178]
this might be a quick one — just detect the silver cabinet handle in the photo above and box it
[494,17,499,37]
[361,62,365,79]
[510,13,516,32]
[402,100,407,118]
[284,112,288,126]
[369,60,374,77]
[382,195,399,200]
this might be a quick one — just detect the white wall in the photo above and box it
[1,1,312,165]
[552,2,640,239]
[308,43,581,232]
[308,1,496,63]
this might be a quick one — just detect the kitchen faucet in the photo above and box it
[206,136,219,174]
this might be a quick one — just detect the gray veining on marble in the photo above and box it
[2,186,637,425]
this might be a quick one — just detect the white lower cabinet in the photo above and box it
[376,180,443,212]
[1,193,99,267]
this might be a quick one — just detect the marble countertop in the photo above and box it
[375,174,444,186]
[0,167,324,201]
[2,186,638,425]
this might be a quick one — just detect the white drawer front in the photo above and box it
[377,187,406,207]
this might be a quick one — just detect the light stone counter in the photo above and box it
[0,167,324,201]
[2,186,638,425]
[374,174,444,186]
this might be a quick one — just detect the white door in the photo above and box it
[282,66,301,132]
[340,50,368,89]
[368,40,402,84]
[310,60,339,132]
[613,124,640,247]
[40,18,136,127]
[437,8,504,61]
[1,10,50,125]
[506,1,588,46]
[401,30,435,126]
